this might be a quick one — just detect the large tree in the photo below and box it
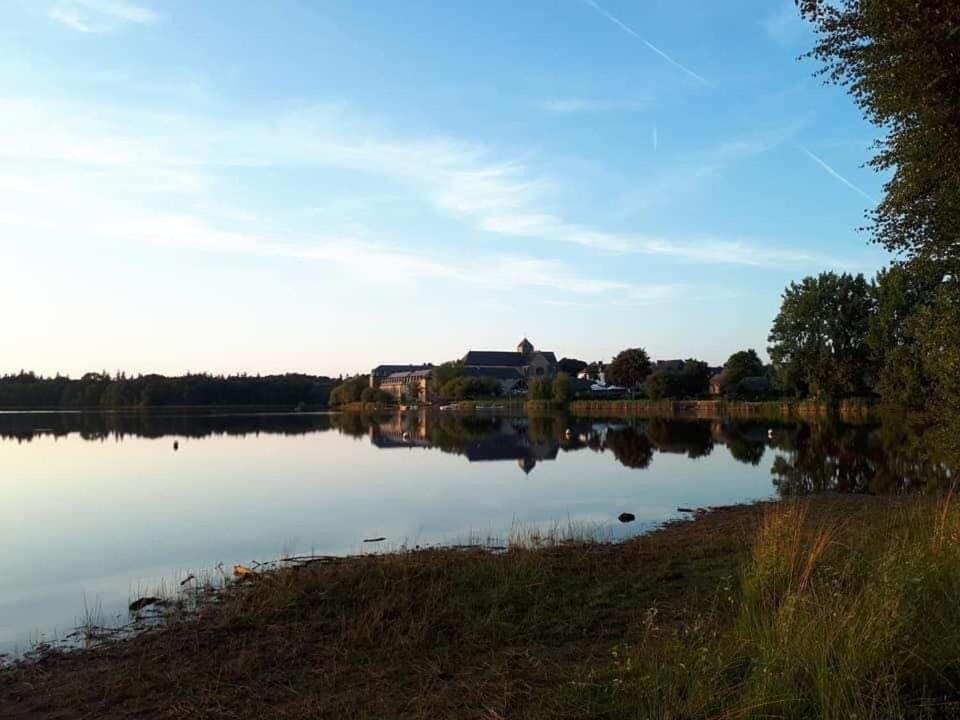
[799,0,960,450]
[768,272,876,398]
[606,348,652,389]
[799,0,960,267]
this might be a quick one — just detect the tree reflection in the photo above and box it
[646,419,714,459]
[605,426,654,469]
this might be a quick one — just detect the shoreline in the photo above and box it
[6,493,955,719]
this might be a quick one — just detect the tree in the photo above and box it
[438,376,502,401]
[799,1,960,267]
[678,359,711,397]
[557,358,588,376]
[606,348,652,388]
[866,264,939,410]
[644,371,683,400]
[432,360,465,389]
[799,0,960,451]
[330,377,367,406]
[360,386,393,404]
[551,373,571,403]
[723,350,764,388]
[768,272,876,398]
[528,377,550,401]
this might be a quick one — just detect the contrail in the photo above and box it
[652,125,658,151]
[801,147,877,204]
[581,0,708,85]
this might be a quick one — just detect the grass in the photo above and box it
[2,495,959,718]
[568,398,879,422]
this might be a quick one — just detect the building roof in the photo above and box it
[655,359,686,372]
[463,351,527,367]
[533,351,558,364]
[371,363,432,378]
[382,368,433,382]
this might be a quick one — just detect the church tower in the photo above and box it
[517,338,534,355]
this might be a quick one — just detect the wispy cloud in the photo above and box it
[622,121,808,210]
[652,125,658,151]
[539,98,646,114]
[48,0,158,33]
[801,147,877,204]
[580,0,707,85]
[760,2,806,45]
[0,95,869,279]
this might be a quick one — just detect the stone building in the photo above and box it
[375,367,434,402]
[462,338,558,393]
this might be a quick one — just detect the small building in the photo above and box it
[709,372,727,396]
[578,362,606,386]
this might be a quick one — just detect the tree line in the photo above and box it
[0,372,335,409]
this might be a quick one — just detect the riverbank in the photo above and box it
[3,494,958,719]
[569,398,878,422]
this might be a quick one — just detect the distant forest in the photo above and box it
[0,372,335,409]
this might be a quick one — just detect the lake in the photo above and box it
[0,408,935,656]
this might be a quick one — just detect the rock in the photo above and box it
[618,512,636,523]
[129,596,165,612]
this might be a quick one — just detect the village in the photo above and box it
[364,338,752,404]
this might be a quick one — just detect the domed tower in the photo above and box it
[517,338,534,355]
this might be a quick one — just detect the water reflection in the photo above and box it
[1,409,952,492]
[1,409,954,655]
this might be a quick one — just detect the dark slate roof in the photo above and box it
[534,351,558,364]
[384,368,433,380]
[463,351,527,367]
[371,363,432,378]
[656,359,685,372]
[464,366,524,381]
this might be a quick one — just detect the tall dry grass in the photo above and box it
[607,494,960,719]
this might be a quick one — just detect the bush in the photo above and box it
[360,386,394,404]
[551,373,571,403]
[438,376,502,401]
[528,377,551,401]
[644,371,684,400]
[329,377,367,405]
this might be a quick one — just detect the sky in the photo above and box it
[0,0,890,377]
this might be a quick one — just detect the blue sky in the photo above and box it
[1,0,889,376]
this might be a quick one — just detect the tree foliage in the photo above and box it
[0,372,334,409]
[643,360,711,400]
[360,386,394,405]
[723,350,765,388]
[768,272,876,398]
[329,377,369,406]
[799,0,960,452]
[799,0,960,266]
[557,358,588,376]
[527,377,551,401]
[551,373,571,403]
[432,360,465,389]
[438,376,502,401]
[606,348,652,388]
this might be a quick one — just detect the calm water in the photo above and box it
[0,409,936,655]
